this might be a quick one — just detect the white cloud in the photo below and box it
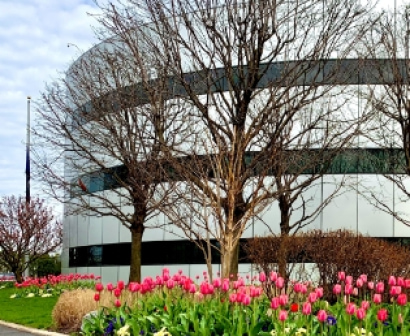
[0,0,101,202]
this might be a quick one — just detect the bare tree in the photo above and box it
[358,6,410,226]
[96,0,376,278]
[33,40,186,282]
[0,196,62,283]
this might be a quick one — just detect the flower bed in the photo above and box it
[79,270,410,336]
[9,273,99,298]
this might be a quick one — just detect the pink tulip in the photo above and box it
[189,283,196,293]
[345,284,353,295]
[388,276,396,286]
[315,287,323,298]
[338,271,346,281]
[221,280,230,292]
[373,293,382,304]
[276,277,284,289]
[361,301,370,310]
[113,288,121,298]
[279,310,288,321]
[333,284,341,295]
[356,308,366,320]
[279,294,288,306]
[107,283,113,291]
[346,302,356,315]
[367,281,374,290]
[95,283,104,292]
[377,309,388,322]
[117,280,125,290]
[398,277,405,286]
[242,294,251,306]
[270,271,278,282]
[302,302,312,315]
[229,293,237,303]
[346,276,353,285]
[397,293,407,306]
[300,284,308,294]
[129,282,140,293]
[293,283,302,293]
[390,285,401,296]
[376,282,384,293]
[271,297,280,310]
[317,310,327,322]
[405,279,410,288]
[356,278,363,288]
[308,292,317,303]
[166,279,175,289]
[259,272,266,283]
[360,274,368,283]
[213,278,221,288]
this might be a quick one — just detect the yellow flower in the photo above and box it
[352,327,373,336]
[26,293,35,298]
[9,294,16,299]
[41,293,52,298]
[153,327,172,336]
[296,328,307,336]
[116,324,130,336]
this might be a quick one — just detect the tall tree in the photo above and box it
[0,196,62,283]
[98,0,376,278]
[359,6,410,226]
[33,42,185,282]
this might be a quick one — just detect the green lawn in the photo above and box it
[0,287,58,330]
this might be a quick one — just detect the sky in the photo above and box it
[0,0,403,211]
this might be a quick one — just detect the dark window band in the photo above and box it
[68,237,410,268]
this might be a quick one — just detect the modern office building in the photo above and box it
[61,1,410,284]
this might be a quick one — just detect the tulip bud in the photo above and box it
[271,297,280,310]
[333,284,342,295]
[375,282,384,293]
[377,309,388,322]
[397,293,407,306]
[302,302,312,315]
[276,277,284,289]
[279,310,288,321]
[317,310,327,322]
[259,272,266,283]
[242,294,251,306]
[373,293,382,304]
[114,299,121,308]
[346,302,356,315]
[356,308,366,320]
[94,293,100,301]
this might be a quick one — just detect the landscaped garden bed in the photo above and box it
[4,270,410,335]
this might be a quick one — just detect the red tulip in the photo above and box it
[117,280,125,290]
[290,303,299,312]
[113,288,121,298]
[107,283,113,292]
[114,299,121,308]
[397,293,407,306]
[94,293,100,301]
[377,309,388,322]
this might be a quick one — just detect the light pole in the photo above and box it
[25,96,31,205]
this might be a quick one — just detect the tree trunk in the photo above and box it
[14,269,23,283]
[129,225,144,282]
[278,194,291,281]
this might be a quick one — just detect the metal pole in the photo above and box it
[25,96,31,204]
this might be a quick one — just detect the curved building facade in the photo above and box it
[61,4,410,284]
